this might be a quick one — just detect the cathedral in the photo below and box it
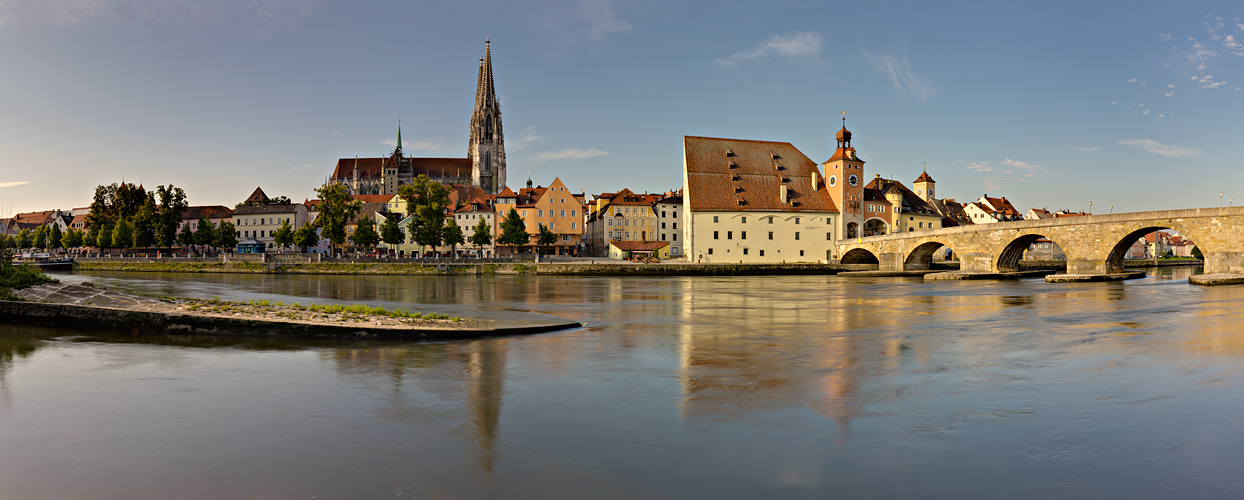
[330,40,507,195]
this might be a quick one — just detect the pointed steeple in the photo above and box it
[475,38,497,113]
[469,39,506,194]
[396,121,403,154]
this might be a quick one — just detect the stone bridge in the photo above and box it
[837,207,1244,276]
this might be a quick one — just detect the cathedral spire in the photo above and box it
[474,38,498,113]
[396,121,403,154]
[469,39,505,194]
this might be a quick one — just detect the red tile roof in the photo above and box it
[182,205,234,220]
[351,194,396,204]
[610,240,670,252]
[329,157,473,180]
[245,187,268,204]
[684,136,839,213]
[914,171,935,183]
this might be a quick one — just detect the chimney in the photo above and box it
[780,185,788,204]
[811,171,820,190]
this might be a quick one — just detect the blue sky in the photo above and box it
[3,0,1243,215]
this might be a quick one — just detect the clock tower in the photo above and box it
[823,117,865,240]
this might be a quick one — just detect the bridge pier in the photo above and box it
[878,253,904,271]
[961,253,993,273]
[1066,259,1110,275]
[1204,251,1244,275]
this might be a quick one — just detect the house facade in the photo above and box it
[683,135,840,263]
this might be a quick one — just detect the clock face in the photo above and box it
[828,174,837,187]
[848,173,859,187]
[917,189,923,196]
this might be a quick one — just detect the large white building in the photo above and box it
[682,136,841,263]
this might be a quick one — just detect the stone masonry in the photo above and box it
[837,206,1244,275]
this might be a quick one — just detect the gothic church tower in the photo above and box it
[469,39,506,194]
[823,117,866,239]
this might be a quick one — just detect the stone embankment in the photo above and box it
[3,283,581,340]
[74,258,877,276]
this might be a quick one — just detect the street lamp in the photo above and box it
[1221,192,1224,208]
[1110,206,1114,214]
[1088,201,1092,214]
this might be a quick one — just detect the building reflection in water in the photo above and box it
[323,339,508,474]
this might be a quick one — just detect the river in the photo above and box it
[3,266,1244,499]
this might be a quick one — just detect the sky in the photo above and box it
[2,0,1244,215]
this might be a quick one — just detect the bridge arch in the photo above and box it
[904,241,956,271]
[1104,225,1200,274]
[841,248,879,265]
[862,218,889,237]
[997,233,1062,272]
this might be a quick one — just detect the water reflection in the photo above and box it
[8,266,1244,498]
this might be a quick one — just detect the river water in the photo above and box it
[4,266,1244,499]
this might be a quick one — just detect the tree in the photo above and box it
[443,218,465,255]
[4,235,15,250]
[156,185,189,247]
[272,220,294,250]
[194,217,216,247]
[399,175,450,254]
[86,182,146,230]
[16,229,32,249]
[313,182,362,254]
[215,221,238,250]
[380,215,404,247]
[353,217,380,248]
[112,218,134,248]
[49,224,63,250]
[497,208,529,249]
[1191,246,1203,260]
[132,193,158,248]
[33,225,48,249]
[96,227,112,249]
[537,223,557,255]
[64,228,83,249]
[177,222,196,246]
[470,217,492,248]
[267,195,292,205]
[294,222,320,252]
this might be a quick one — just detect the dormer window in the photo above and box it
[735,185,743,193]
[725,149,736,157]
[728,160,738,169]
[732,173,740,181]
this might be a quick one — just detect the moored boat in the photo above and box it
[12,253,76,271]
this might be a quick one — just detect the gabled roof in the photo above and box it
[233,204,305,215]
[864,177,940,216]
[610,240,670,252]
[182,205,234,220]
[245,187,268,204]
[914,171,935,183]
[684,136,839,213]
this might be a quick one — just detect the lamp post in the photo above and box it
[1110,206,1114,214]
[1221,192,1224,208]
[1088,201,1092,214]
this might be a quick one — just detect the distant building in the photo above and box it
[328,41,507,195]
[608,240,671,260]
[493,177,585,255]
[179,206,234,236]
[584,188,663,257]
[964,195,1022,223]
[861,175,943,234]
[654,191,684,258]
[232,204,311,250]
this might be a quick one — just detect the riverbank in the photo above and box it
[75,258,876,276]
[3,282,581,340]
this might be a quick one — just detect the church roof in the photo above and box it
[329,157,473,180]
[915,171,935,183]
[684,136,839,213]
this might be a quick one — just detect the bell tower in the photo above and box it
[914,168,936,202]
[468,39,507,194]
[823,113,865,240]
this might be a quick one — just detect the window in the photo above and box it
[742,216,747,223]
[662,222,666,229]
[827,232,832,240]
[625,231,630,238]
[560,210,565,217]
[608,231,613,238]
[672,234,677,241]
[919,222,924,228]
[800,250,805,256]
[625,220,630,226]
[795,218,800,224]
[662,211,666,217]
[550,222,555,230]
[571,222,577,229]
[768,231,773,240]
[607,219,613,226]
[538,210,543,217]
[741,231,747,240]
[713,216,719,223]
[661,233,666,240]
[672,211,677,218]
[768,217,774,224]
[708,248,713,255]
[571,210,576,217]
[760,250,765,256]
[522,210,527,217]
[795,232,800,240]
[727,231,733,239]
[714,231,719,239]
[562,235,570,241]
[743,248,749,255]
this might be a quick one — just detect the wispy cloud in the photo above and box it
[862,50,934,102]
[383,137,449,151]
[1072,146,1101,152]
[287,163,322,172]
[965,162,992,172]
[531,148,608,162]
[507,126,545,152]
[538,0,632,46]
[0,0,322,32]
[0,181,29,188]
[1118,139,1203,157]
[715,32,822,68]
